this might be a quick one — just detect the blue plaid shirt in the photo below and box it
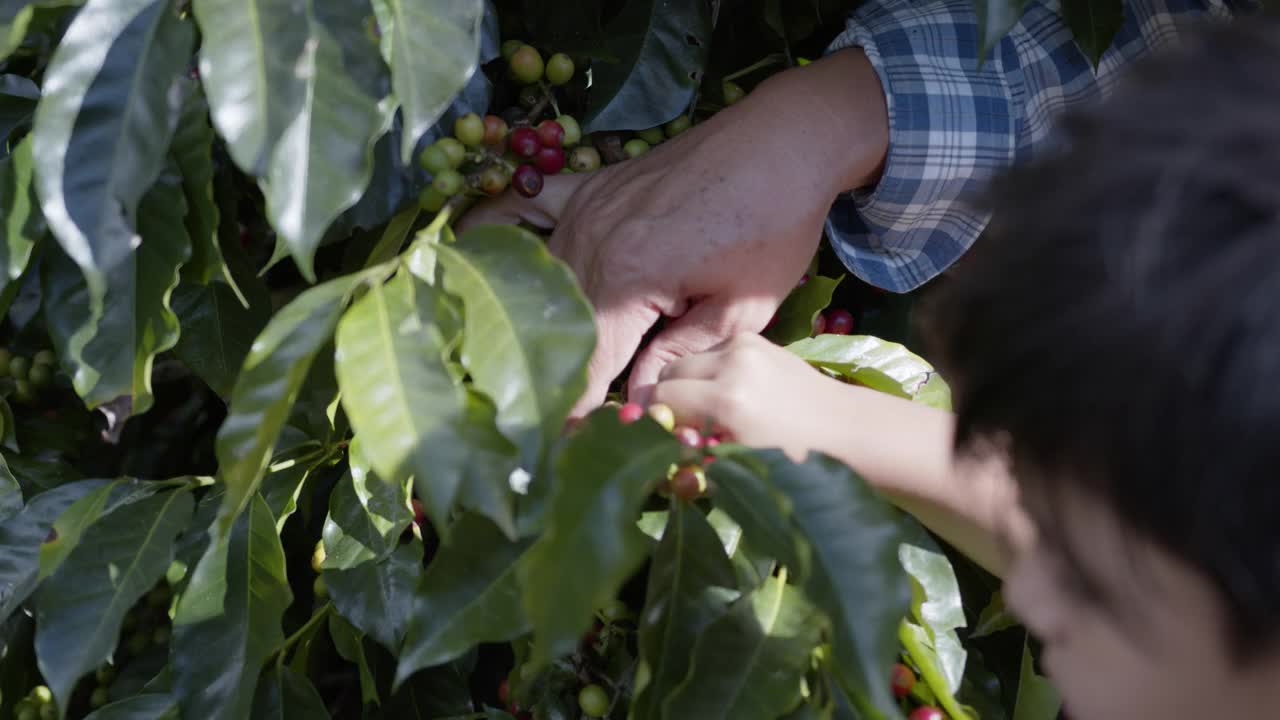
[824,0,1237,292]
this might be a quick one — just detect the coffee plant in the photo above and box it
[0,0,1114,717]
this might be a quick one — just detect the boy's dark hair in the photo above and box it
[924,19,1280,652]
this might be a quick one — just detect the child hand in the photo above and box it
[649,333,841,461]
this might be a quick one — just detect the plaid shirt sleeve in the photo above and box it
[822,0,1237,292]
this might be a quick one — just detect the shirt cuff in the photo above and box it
[822,0,1017,292]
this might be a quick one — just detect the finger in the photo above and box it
[656,348,731,382]
[455,171,587,233]
[626,296,773,406]
[568,300,661,420]
[649,378,730,431]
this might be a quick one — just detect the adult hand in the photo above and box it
[459,49,888,417]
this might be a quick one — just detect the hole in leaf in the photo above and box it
[685,33,703,47]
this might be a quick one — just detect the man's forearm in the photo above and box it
[701,48,889,201]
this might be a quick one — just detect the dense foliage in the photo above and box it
[0,0,1120,717]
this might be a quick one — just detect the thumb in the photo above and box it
[455,170,587,233]
[626,296,772,407]
[568,300,661,420]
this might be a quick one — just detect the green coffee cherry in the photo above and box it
[637,127,664,145]
[8,356,29,381]
[27,364,52,389]
[32,350,55,367]
[31,687,52,705]
[623,139,650,158]
[556,115,582,147]
[546,53,574,86]
[90,687,109,708]
[664,114,692,137]
[0,348,12,376]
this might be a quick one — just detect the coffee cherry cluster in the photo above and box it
[0,347,58,406]
[418,41,586,210]
[812,307,856,337]
[12,685,56,720]
[618,401,723,501]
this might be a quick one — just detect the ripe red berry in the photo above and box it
[411,498,426,526]
[673,425,704,449]
[908,707,944,720]
[798,273,810,286]
[510,127,541,158]
[827,309,855,335]
[534,146,565,174]
[513,164,543,198]
[812,312,826,336]
[704,435,721,449]
[498,678,510,705]
[670,465,707,501]
[890,663,915,698]
[619,402,645,424]
[483,115,509,146]
[535,119,564,148]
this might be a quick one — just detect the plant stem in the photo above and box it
[274,602,333,669]
[723,53,787,82]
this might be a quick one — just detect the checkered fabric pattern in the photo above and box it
[823,0,1237,292]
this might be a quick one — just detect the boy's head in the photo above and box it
[926,20,1280,720]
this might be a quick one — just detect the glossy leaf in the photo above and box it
[0,452,19,523]
[973,590,1020,638]
[214,271,369,542]
[664,575,823,719]
[34,489,193,713]
[37,478,159,581]
[31,0,194,301]
[771,453,911,719]
[900,542,966,692]
[364,205,418,269]
[83,694,178,720]
[325,537,421,654]
[705,451,807,575]
[1062,0,1124,66]
[259,1,392,280]
[0,135,43,312]
[581,0,712,133]
[436,224,595,470]
[251,665,331,720]
[0,1,79,62]
[0,75,39,131]
[631,501,738,720]
[1013,637,1061,720]
[397,514,532,679]
[764,275,841,345]
[519,409,680,667]
[335,270,516,534]
[170,83,227,288]
[50,166,191,413]
[190,0,307,175]
[0,479,107,621]
[171,279,270,398]
[786,334,952,409]
[258,454,317,533]
[372,0,484,163]
[172,495,293,720]
[973,0,1030,58]
[325,438,411,560]
[328,614,380,706]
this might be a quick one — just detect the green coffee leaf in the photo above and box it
[172,496,293,720]
[31,0,193,312]
[0,135,42,316]
[786,334,952,410]
[43,166,191,414]
[771,454,911,719]
[765,275,841,345]
[581,0,712,133]
[0,479,107,622]
[519,409,679,667]
[631,501,738,720]
[398,514,533,680]
[335,270,517,534]
[34,489,193,714]
[325,539,421,654]
[436,224,596,471]
[371,0,484,163]
[663,575,824,719]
